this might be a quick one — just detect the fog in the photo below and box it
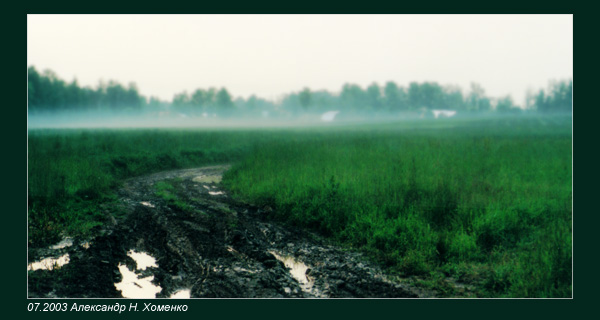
[26,109,415,129]
[27,64,572,129]
[27,110,343,129]
[27,108,574,131]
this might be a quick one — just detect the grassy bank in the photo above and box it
[27,128,261,245]
[28,116,572,297]
[222,116,572,297]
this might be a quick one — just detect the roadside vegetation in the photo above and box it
[27,129,257,245]
[28,115,572,297]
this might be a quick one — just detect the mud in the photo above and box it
[28,165,427,298]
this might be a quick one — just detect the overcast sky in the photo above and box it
[27,14,572,106]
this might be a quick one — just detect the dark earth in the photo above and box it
[28,166,461,298]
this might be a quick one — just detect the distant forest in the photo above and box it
[27,66,572,117]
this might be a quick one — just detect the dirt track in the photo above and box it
[28,165,427,298]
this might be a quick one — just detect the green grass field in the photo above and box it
[27,115,572,297]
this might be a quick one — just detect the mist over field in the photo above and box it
[27,65,572,129]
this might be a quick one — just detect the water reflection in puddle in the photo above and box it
[114,250,161,298]
[115,264,162,298]
[193,175,222,183]
[208,191,225,196]
[50,237,73,250]
[140,201,155,208]
[28,254,70,271]
[269,251,313,292]
[127,250,157,270]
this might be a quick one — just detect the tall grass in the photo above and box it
[222,116,572,297]
[27,128,265,245]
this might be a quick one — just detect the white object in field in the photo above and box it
[432,110,457,118]
[321,111,340,122]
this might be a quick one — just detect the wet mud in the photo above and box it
[28,165,426,298]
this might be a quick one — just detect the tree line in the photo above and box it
[280,82,493,115]
[528,79,573,113]
[27,66,146,113]
[27,66,572,117]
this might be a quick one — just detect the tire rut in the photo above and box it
[29,165,425,298]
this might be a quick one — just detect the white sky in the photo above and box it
[27,14,572,106]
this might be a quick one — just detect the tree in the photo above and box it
[172,91,191,109]
[478,97,492,113]
[147,96,168,111]
[496,96,518,113]
[28,66,41,110]
[340,83,367,112]
[215,88,234,115]
[281,93,301,114]
[125,82,143,110]
[407,82,422,110]
[383,81,407,112]
[419,82,444,109]
[66,80,82,110]
[443,85,465,111]
[533,79,572,113]
[190,89,211,115]
[548,79,572,112]
[245,95,258,112]
[524,88,536,110]
[298,87,312,111]
[466,83,491,112]
[105,81,128,110]
[366,83,382,112]
[310,90,336,112]
[407,82,444,110]
[28,65,149,113]
[191,89,206,107]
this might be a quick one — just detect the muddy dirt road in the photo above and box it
[28,165,427,298]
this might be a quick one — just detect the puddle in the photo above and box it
[169,288,191,299]
[114,250,161,298]
[269,251,314,293]
[28,254,70,271]
[208,191,225,196]
[140,201,155,208]
[127,250,157,270]
[193,175,222,183]
[114,264,162,298]
[50,237,73,250]
[233,266,257,274]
